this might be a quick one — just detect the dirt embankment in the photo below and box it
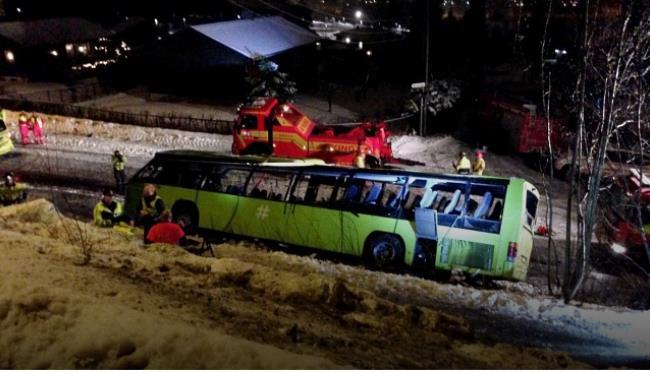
[0,199,588,369]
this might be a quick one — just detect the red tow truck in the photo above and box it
[599,169,650,267]
[232,97,395,166]
[481,95,567,154]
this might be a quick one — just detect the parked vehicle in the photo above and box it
[480,95,567,154]
[598,168,650,267]
[125,150,540,281]
[554,148,650,180]
[233,97,394,167]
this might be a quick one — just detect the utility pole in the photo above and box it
[419,0,431,136]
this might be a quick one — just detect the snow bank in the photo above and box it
[0,199,590,368]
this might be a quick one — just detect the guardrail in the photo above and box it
[0,98,235,134]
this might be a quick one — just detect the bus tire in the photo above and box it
[364,233,404,270]
[171,200,199,235]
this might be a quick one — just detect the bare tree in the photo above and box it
[563,3,650,301]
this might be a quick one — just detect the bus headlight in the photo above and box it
[611,242,627,254]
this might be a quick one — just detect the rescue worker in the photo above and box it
[146,210,188,246]
[354,144,366,168]
[473,150,486,176]
[31,115,45,145]
[18,113,30,145]
[93,188,129,227]
[137,183,165,243]
[452,151,471,175]
[0,172,28,205]
[112,150,127,194]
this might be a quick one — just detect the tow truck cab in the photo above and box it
[233,97,394,166]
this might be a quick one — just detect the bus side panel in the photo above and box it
[229,197,288,242]
[393,220,417,266]
[497,180,530,280]
[435,228,500,275]
[340,212,404,258]
[284,205,341,253]
[513,184,537,281]
[196,191,240,233]
[156,185,200,213]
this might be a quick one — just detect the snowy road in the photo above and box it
[1,125,649,367]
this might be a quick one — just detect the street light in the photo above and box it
[355,10,363,20]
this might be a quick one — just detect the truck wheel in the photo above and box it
[242,143,272,156]
[364,234,404,270]
[366,155,381,168]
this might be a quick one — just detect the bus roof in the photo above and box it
[154,150,327,166]
[153,150,522,186]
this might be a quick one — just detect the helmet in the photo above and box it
[102,188,114,197]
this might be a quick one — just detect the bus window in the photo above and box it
[292,173,337,204]
[134,161,164,182]
[201,167,226,192]
[433,182,506,234]
[133,161,181,185]
[222,169,251,195]
[178,163,210,189]
[246,171,293,200]
[525,191,538,226]
[338,175,406,217]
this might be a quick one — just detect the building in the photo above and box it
[0,17,114,78]
[128,16,319,95]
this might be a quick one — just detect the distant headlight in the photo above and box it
[611,242,627,254]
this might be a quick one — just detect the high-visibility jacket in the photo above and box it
[93,200,123,227]
[473,158,486,175]
[456,156,471,172]
[354,154,366,168]
[139,195,163,218]
[0,183,28,203]
[112,155,127,171]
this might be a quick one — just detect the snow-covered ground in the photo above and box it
[1,110,649,367]
[0,199,590,368]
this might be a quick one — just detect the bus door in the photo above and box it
[230,169,295,241]
[339,173,408,257]
[283,170,342,252]
[196,167,251,233]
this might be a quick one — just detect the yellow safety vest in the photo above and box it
[93,200,123,227]
[0,183,27,202]
[141,195,162,217]
[112,155,127,171]
[355,154,366,168]
[456,156,471,171]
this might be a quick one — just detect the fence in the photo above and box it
[0,98,235,134]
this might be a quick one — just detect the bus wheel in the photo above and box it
[171,200,199,235]
[364,234,404,270]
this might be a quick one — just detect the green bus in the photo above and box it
[125,150,539,281]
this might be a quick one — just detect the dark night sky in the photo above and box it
[5,0,239,19]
